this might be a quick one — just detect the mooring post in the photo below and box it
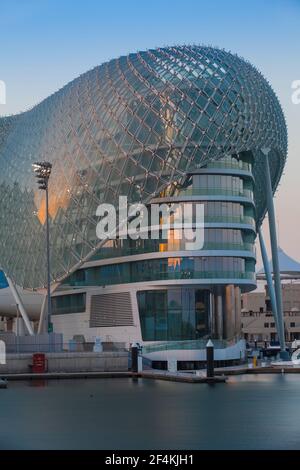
[131,342,139,373]
[206,339,214,378]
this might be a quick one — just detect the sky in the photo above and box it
[0,0,300,269]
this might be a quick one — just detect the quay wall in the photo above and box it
[0,351,128,374]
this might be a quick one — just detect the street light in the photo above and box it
[32,161,53,334]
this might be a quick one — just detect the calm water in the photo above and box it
[1,374,300,450]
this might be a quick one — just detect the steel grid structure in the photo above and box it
[0,45,287,290]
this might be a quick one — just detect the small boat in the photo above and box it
[0,378,7,389]
[263,341,281,357]
[271,348,300,367]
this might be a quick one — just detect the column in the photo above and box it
[258,226,280,333]
[262,148,286,355]
[216,293,223,339]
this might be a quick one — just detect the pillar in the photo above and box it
[258,226,280,335]
[216,293,223,339]
[262,148,286,355]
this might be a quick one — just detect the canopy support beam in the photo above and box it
[262,148,287,357]
[5,275,34,336]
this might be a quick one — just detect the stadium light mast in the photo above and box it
[32,161,53,334]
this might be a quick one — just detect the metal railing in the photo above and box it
[65,269,256,287]
[91,240,255,261]
[0,333,127,354]
[206,161,252,171]
[177,187,254,198]
[143,339,228,353]
[204,215,255,225]
[241,310,300,317]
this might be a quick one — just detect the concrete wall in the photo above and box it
[282,284,300,311]
[242,284,300,313]
[0,331,63,353]
[52,285,142,346]
[241,311,300,342]
[143,339,246,362]
[0,351,128,374]
[242,291,266,312]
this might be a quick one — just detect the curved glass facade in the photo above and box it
[0,45,287,289]
[88,227,255,260]
[137,289,210,341]
[175,173,254,199]
[0,44,288,355]
[62,256,255,287]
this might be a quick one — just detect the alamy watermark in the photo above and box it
[0,80,6,105]
[0,340,6,365]
[291,80,300,105]
[96,196,204,251]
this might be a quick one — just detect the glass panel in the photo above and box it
[137,288,210,341]
[62,256,255,287]
[52,293,86,315]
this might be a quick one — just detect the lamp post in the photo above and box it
[16,303,20,355]
[32,161,53,334]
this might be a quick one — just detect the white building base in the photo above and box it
[143,339,246,363]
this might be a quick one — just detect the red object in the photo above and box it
[32,353,47,373]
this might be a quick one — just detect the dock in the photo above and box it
[0,371,132,381]
[0,369,226,384]
[140,370,227,383]
[214,365,300,376]
[2,364,300,384]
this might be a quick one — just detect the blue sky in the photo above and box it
[0,0,300,264]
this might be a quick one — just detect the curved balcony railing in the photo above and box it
[206,161,252,171]
[201,242,255,252]
[143,339,228,353]
[65,269,256,287]
[90,241,255,261]
[204,215,255,226]
[175,188,254,199]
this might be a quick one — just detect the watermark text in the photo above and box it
[0,340,6,365]
[0,80,6,105]
[96,197,204,251]
[291,80,300,105]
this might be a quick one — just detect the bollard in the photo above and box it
[206,339,214,378]
[131,343,139,373]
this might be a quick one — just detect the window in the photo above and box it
[265,300,271,311]
[291,333,300,340]
[52,293,86,315]
[137,288,210,341]
[290,322,296,328]
[270,322,275,328]
[264,323,269,328]
[63,256,252,287]
[259,307,264,313]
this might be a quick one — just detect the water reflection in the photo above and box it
[1,376,300,449]
[28,379,48,388]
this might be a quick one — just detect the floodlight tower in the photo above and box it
[32,161,53,333]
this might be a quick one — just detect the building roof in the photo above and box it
[0,45,287,289]
[257,247,300,279]
[0,270,8,289]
